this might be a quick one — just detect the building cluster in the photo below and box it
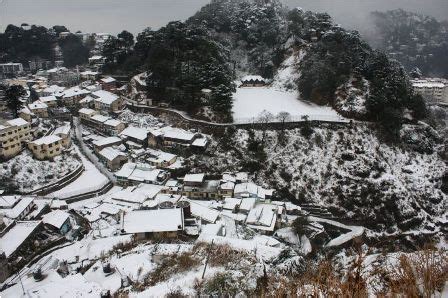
[411,78,448,105]
[0,195,74,281]
[0,114,71,160]
[72,170,300,242]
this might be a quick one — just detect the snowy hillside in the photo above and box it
[195,124,447,244]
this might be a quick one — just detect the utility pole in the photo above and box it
[201,239,214,279]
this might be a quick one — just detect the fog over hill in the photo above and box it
[1,0,447,35]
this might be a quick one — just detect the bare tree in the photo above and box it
[257,110,274,144]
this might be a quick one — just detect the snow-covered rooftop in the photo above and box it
[53,124,71,136]
[78,108,96,115]
[63,86,90,98]
[0,221,41,257]
[100,77,116,83]
[99,147,126,161]
[241,75,266,82]
[91,114,109,123]
[40,95,58,103]
[42,210,70,229]
[184,173,205,183]
[120,126,148,141]
[122,209,183,234]
[6,117,28,127]
[92,90,119,104]
[29,101,48,110]
[92,136,122,147]
[30,135,61,146]
[104,119,122,127]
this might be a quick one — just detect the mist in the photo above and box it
[1,0,447,35]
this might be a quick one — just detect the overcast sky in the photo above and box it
[1,0,447,35]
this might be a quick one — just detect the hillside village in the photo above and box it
[0,1,447,297]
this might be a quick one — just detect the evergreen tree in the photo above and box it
[5,85,26,117]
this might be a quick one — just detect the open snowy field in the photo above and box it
[232,87,342,123]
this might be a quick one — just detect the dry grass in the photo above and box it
[382,248,448,297]
[193,242,254,268]
[258,247,447,297]
[134,251,200,290]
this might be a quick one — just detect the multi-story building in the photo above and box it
[28,101,49,118]
[28,135,63,160]
[0,63,24,77]
[53,124,71,148]
[412,78,448,105]
[92,90,123,113]
[0,118,32,159]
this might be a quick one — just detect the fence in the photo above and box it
[126,99,351,127]
[48,179,111,200]
[27,164,85,196]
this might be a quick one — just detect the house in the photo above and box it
[245,204,278,234]
[162,127,198,147]
[192,136,209,150]
[78,107,98,122]
[80,70,99,81]
[61,86,90,105]
[234,182,274,201]
[39,95,58,108]
[18,106,35,122]
[223,197,242,213]
[28,135,63,160]
[183,173,205,187]
[109,184,163,207]
[100,77,117,91]
[88,55,106,66]
[79,95,95,108]
[218,181,235,198]
[41,85,65,97]
[98,147,128,171]
[115,163,170,186]
[103,119,125,136]
[42,210,72,235]
[182,174,220,200]
[0,196,35,220]
[146,149,177,168]
[412,78,448,104]
[92,136,122,153]
[90,114,109,130]
[122,209,184,240]
[0,62,23,77]
[240,75,267,87]
[0,221,41,260]
[92,90,123,112]
[120,126,148,146]
[28,101,49,118]
[52,124,71,148]
[0,118,32,159]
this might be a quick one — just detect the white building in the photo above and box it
[412,78,448,105]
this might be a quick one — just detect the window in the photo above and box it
[49,151,53,154]
[34,145,37,150]
[49,143,53,148]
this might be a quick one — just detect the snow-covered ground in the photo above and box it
[0,150,80,193]
[231,87,342,123]
[48,146,108,199]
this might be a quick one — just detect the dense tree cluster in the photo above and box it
[371,9,448,78]
[289,8,427,139]
[0,24,56,64]
[188,0,288,78]
[58,34,89,67]
[0,24,90,68]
